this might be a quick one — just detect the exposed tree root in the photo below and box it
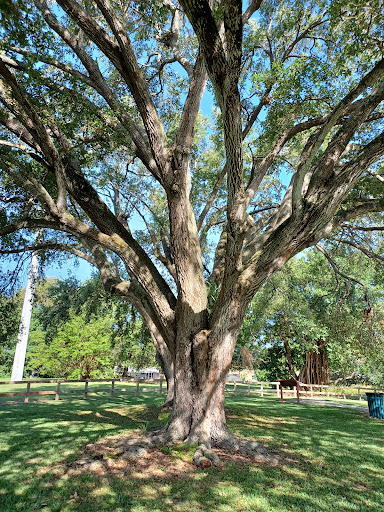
[192,445,223,468]
[161,398,174,409]
[115,426,279,468]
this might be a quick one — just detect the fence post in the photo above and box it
[343,388,346,400]
[159,377,163,395]
[358,387,361,400]
[135,380,140,397]
[247,382,250,395]
[84,381,88,399]
[276,383,279,397]
[327,386,330,397]
[24,382,30,403]
[310,385,313,397]
[110,380,115,398]
[260,382,264,397]
[233,382,237,395]
[55,382,61,401]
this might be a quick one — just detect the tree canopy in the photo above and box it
[1,276,157,378]
[237,246,384,384]
[1,0,384,450]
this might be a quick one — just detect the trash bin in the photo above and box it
[366,393,384,419]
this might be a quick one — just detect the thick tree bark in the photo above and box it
[162,297,245,447]
[166,332,234,446]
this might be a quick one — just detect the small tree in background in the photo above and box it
[27,277,157,377]
[0,293,19,376]
[29,313,112,379]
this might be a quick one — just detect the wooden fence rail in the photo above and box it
[0,377,165,403]
[225,381,384,400]
[225,381,281,397]
[0,378,382,404]
[273,382,384,401]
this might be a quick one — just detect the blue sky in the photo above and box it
[1,253,94,290]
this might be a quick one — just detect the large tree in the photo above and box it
[1,0,384,453]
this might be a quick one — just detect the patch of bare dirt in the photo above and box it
[36,431,282,484]
[69,433,280,478]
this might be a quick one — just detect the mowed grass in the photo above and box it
[0,393,383,512]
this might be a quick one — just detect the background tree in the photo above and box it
[1,0,384,454]
[27,277,157,377]
[0,292,19,376]
[29,313,112,379]
[238,246,384,384]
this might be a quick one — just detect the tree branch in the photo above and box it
[367,169,384,183]
[244,114,330,207]
[0,139,43,162]
[174,53,208,162]
[315,243,370,293]
[335,198,384,226]
[281,15,327,62]
[32,0,160,180]
[197,165,227,231]
[242,12,327,138]
[0,107,43,155]
[332,237,384,263]
[179,0,227,107]
[84,237,176,348]
[0,60,67,211]
[242,0,263,25]
[55,0,169,173]
[0,242,97,266]
[0,155,59,215]
[342,224,384,232]
[291,58,384,211]
[0,218,63,236]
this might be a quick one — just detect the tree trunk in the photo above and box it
[299,339,330,385]
[282,336,297,379]
[164,313,242,447]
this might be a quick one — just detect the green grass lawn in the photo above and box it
[0,393,383,512]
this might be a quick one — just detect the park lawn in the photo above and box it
[0,394,383,512]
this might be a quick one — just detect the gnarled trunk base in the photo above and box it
[127,421,277,468]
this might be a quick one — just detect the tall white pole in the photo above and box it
[10,252,39,381]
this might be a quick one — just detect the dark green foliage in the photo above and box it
[236,247,384,384]
[0,293,19,377]
[4,276,157,379]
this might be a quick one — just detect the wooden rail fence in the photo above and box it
[0,377,165,403]
[225,381,281,397]
[0,378,382,404]
[273,382,384,401]
[225,381,384,401]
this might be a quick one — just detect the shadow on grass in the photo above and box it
[1,395,383,512]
